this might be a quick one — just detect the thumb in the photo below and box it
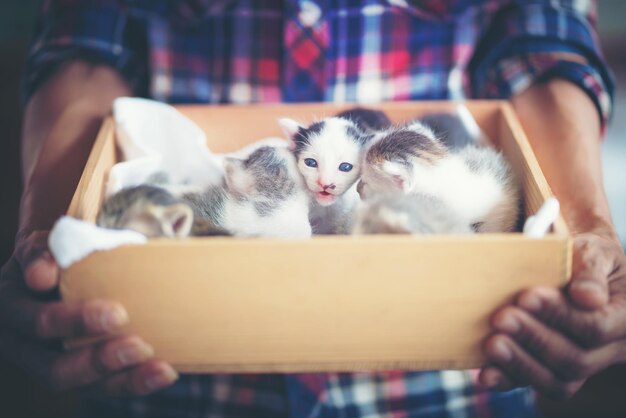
[24,250,59,292]
[568,237,613,310]
[14,230,59,292]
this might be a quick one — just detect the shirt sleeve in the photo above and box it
[469,0,614,132]
[21,0,148,107]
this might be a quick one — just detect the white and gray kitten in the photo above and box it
[359,119,520,233]
[98,146,311,238]
[184,146,311,238]
[279,108,389,234]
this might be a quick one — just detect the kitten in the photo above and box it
[97,185,200,238]
[279,109,387,234]
[359,121,520,233]
[353,192,474,235]
[182,146,312,238]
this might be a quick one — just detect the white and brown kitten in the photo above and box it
[359,121,520,233]
[279,108,389,234]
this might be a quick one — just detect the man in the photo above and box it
[2,0,624,416]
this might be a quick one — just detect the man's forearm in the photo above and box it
[511,79,618,243]
[20,61,131,236]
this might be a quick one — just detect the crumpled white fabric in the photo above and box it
[49,216,148,269]
[108,97,224,197]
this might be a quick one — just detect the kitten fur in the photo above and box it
[335,107,392,133]
[418,112,476,149]
[97,185,228,238]
[361,122,520,233]
[182,146,311,238]
[279,114,372,234]
[353,192,474,235]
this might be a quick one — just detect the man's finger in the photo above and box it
[24,251,59,291]
[492,306,622,380]
[0,278,128,340]
[568,235,615,309]
[50,336,155,391]
[83,360,179,397]
[13,230,60,291]
[0,327,156,392]
[478,366,516,391]
[516,287,626,348]
[483,334,584,400]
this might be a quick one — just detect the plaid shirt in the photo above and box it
[23,1,613,417]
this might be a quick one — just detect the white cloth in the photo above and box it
[49,217,147,269]
[523,197,560,238]
[108,97,224,197]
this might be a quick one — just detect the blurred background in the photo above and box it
[0,1,624,417]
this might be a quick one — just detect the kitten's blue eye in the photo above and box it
[338,162,353,172]
[304,158,318,168]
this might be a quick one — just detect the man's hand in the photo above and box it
[2,60,179,396]
[480,233,626,399]
[0,231,179,396]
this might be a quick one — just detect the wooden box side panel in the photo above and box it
[498,104,570,237]
[67,117,116,223]
[61,235,568,373]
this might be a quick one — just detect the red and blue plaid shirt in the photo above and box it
[24,1,613,417]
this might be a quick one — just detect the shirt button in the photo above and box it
[299,1,321,27]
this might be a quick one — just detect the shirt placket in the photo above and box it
[283,0,329,102]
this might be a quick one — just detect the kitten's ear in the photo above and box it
[407,121,437,140]
[278,118,303,149]
[142,203,194,237]
[379,161,412,192]
[224,157,256,195]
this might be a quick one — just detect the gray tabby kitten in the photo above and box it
[97,185,221,237]
[98,146,311,238]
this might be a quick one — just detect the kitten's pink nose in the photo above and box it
[317,180,335,190]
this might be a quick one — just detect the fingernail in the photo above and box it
[491,339,512,362]
[117,342,154,367]
[495,314,519,333]
[482,370,501,388]
[101,305,129,331]
[518,293,541,312]
[145,366,178,391]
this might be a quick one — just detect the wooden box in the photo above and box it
[61,101,571,373]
